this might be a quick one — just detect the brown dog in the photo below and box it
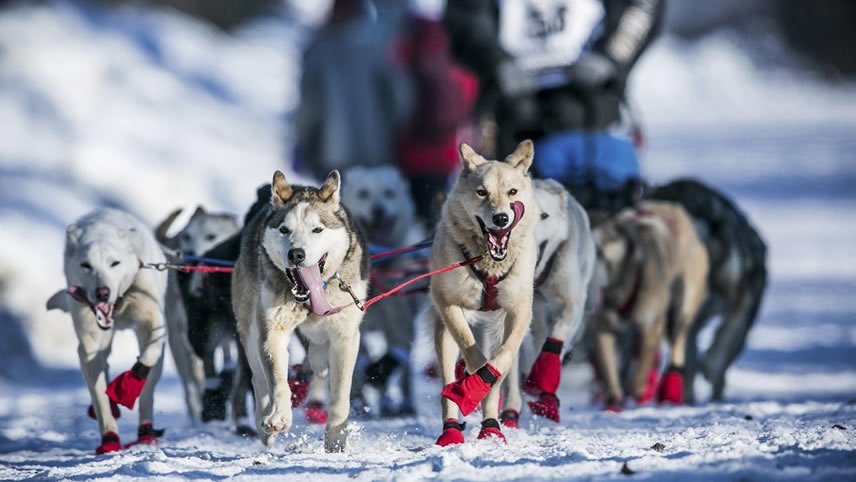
[591,201,709,410]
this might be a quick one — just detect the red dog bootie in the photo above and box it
[499,408,520,429]
[528,392,560,422]
[477,418,506,443]
[95,431,122,455]
[288,364,309,408]
[106,361,150,410]
[87,400,121,420]
[524,338,563,396]
[436,419,466,446]
[636,348,661,405]
[441,364,500,416]
[305,400,328,424]
[124,423,164,448]
[657,366,684,405]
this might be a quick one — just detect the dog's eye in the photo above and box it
[383,188,395,199]
[357,189,369,200]
[508,188,518,196]
[110,261,121,267]
[279,226,290,235]
[312,227,324,234]
[204,234,216,241]
[80,262,92,271]
[476,189,487,197]
[541,212,549,220]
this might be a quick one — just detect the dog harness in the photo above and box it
[459,245,512,312]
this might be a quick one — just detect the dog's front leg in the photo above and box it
[594,311,623,409]
[135,314,167,426]
[437,304,486,371]
[489,302,532,377]
[77,333,117,436]
[259,322,294,444]
[631,314,664,402]
[324,331,360,452]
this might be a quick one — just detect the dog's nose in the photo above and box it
[371,204,385,221]
[493,213,509,227]
[95,286,110,302]
[288,248,306,265]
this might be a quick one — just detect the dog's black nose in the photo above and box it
[493,213,509,227]
[288,248,306,265]
[95,286,110,302]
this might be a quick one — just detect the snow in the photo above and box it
[1,2,855,480]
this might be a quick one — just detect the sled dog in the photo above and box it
[155,207,240,421]
[500,179,596,426]
[47,208,168,454]
[647,178,767,402]
[591,201,708,410]
[342,165,427,416]
[232,170,369,451]
[430,140,539,445]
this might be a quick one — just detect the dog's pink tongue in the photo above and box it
[297,265,341,316]
[95,302,114,327]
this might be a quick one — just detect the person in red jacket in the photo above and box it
[395,13,479,228]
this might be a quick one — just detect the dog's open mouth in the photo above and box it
[477,201,526,262]
[67,286,114,330]
[285,254,341,316]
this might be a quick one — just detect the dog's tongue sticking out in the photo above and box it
[296,265,341,316]
[487,201,526,252]
[67,286,114,329]
[95,302,114,327]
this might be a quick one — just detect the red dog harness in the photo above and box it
[459,245,511,312]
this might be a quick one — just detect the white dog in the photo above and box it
[47,208,167,455]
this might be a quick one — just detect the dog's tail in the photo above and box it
[46,290,69,312]
[155,208,183,243]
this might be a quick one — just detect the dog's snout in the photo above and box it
[95,286,110,302]
[371,204,385,221]
[288,248,306,265]
[493,213,509,227]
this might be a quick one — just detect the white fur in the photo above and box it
[47,208,168,442]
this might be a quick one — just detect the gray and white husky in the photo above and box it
[46,208,167,454]
[232,170,369,452]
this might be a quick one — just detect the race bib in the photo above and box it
[499,0,605,73]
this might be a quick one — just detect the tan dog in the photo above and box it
[429,140,539,445]
[591,201,708,411]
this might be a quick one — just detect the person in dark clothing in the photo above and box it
[444,0,665,209]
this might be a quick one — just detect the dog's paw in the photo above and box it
[324,423,348,453]
[262,409,292,434]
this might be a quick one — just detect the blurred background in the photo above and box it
[0,0,854,403]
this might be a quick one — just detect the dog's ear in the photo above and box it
[192,206,206,218]
[505,139,534,172]
[271,170,293,208]
[155,208,182,243]
[319,170,341,205]
[65,223,82,246]
[459,143,486,172]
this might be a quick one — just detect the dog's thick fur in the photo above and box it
[155,207,240,421]
[430,140,539,431]
[47,208,167,446]
[233,170,369,451]
[505,179,597,414]
[647,179,768,401]
[591,201,708,405]
[342,165,427,416]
